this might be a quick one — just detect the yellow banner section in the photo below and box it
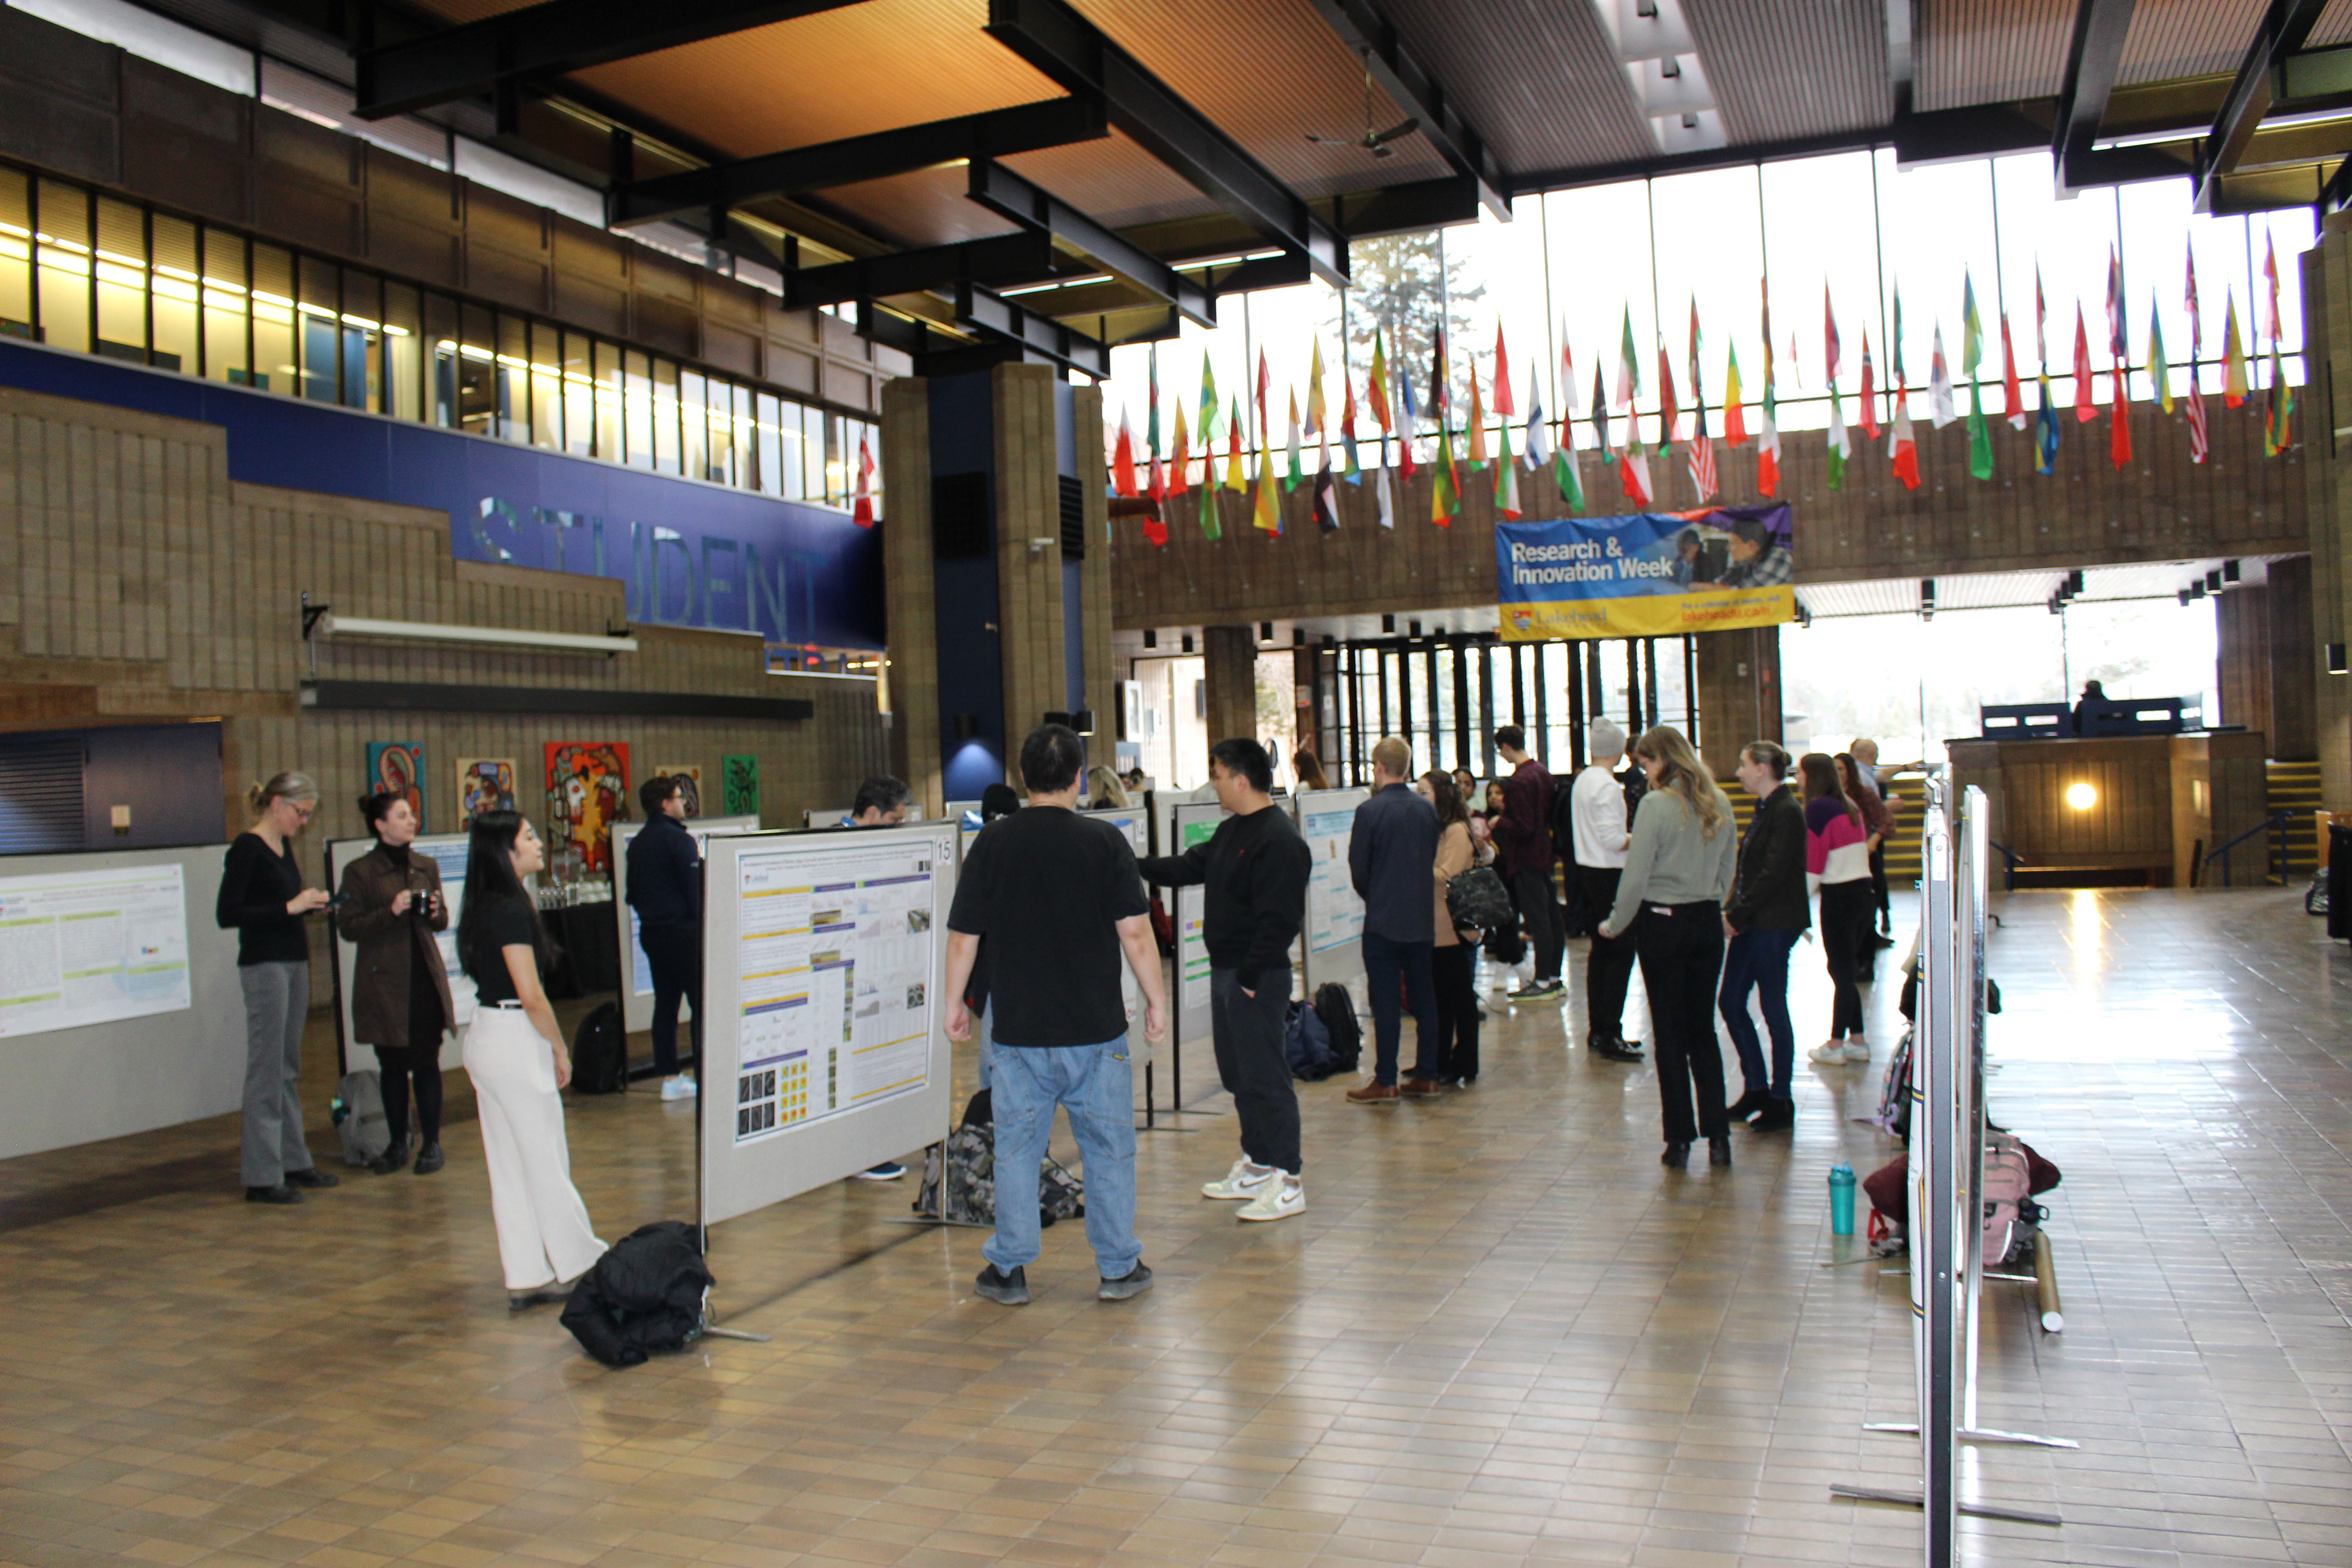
[1498,585,1795,641]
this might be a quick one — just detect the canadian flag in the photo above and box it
[1890,385,1921,491]
[852,433,877,528]
[1111,409,1139,499]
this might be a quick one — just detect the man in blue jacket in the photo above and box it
[625,775,701,1102]
[1345,737,1441,1103]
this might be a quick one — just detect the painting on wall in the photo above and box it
[544,742,630,874]
[721,754,760,817]
[365,742,426,829]
[653,763,703,817]
[454,758,517,822]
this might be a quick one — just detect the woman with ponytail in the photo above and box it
[217,773,338,1205]
[457,811,606,1311]
[1597,727,1738,1171]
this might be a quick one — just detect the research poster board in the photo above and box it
[611,815,761,1036]
[326,833,476,1073]
[1166,799,1226,1050]
[0,845,246,1161]
[699,823,958,1229]
[1083,805,1149,1021]
[804,804,924,828]
[0,862,191,1036]
[1293,787,1367,990]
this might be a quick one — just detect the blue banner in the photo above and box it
[1496,504,1794,640]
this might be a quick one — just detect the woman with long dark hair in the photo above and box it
[457,811,605,1311]
[1597,727,1737,1169]
[1802,752,1876,1064]
[1416,770,1481,1084]
[337,791,453,1175]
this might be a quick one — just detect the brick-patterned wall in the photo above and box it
[2303,234,2352,810]
[1072,385,1117,765]
[879,376,938,813]
[992,365,1066,753]
[1115,399,2310,630]
[0,7,899,413]
[0,384,887,996]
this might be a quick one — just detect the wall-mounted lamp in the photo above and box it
[1142,629,1158,649]
[2329,642,2348,675]
[2222,559,2241,583]
[1259,621,1275,643]
[1181,632,1195,654]
[1919,579,1936,622]
[1407,619,1422,637]
[2066,782,2097,811]
[1071,708,1095,735]
[1381,614,1396,633]
[953,713,979,741]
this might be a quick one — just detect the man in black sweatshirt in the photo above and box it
[1137,737,1312,1222]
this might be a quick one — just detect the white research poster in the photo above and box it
[730,837,939,1144]
[0,863,191,1035]
[1300,805,1365,955]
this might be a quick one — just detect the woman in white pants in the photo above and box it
[456,811,607,1311]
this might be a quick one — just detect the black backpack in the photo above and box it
[1313,982,1362,1073]
[569,1001,628,1094]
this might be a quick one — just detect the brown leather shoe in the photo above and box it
[1345,1081,1401,1104]
[1398,1078,1443,1098]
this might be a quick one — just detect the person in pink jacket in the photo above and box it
[1801,752,1876,1064]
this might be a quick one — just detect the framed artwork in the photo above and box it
[454,757,517,821]
[653,763,703,817]
[544,741,630,874]
[721,754,760,817]
[365,742,426,829]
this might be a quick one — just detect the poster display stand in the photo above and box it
[1290,787,1366,992]
[696,823,959,1233]
[611,815,761,1038]
[1164,800,1227,1112]
[326,833,476,1073]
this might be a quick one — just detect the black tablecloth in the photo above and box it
[544,902,622,998]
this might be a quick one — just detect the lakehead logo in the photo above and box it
[1505,607,1537,634]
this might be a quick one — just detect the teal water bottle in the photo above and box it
[1829,1161,1857,1236]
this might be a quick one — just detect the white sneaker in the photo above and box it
[660,1075,699,1101]
[1840,1039,1872,1063]
[1201,1158,1278,1201]
[1236,1175,1305,1222]
[1808,1040,1849,1065]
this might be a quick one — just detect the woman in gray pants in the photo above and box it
[216,772,338,1204]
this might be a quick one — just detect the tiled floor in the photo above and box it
[0,887,2346,1567]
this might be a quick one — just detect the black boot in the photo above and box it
[412,1142,444,1175]
[1709,1136,1733,1168]
[1660,1141,1690,1169]
[369,1135,409,1175]
[1727,1089,1769,1122]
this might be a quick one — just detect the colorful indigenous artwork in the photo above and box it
[544,742,630,874]
[721,754,760,817]
[654,764,703,817]
[365,743,426,828]
[454,758,517,821]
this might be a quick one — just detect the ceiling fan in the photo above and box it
[1307,54,1420,159]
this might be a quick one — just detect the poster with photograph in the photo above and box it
[454,757,516,821]
[545,742,630,874]
[1496,503,1795,640]
[366,742,426,829]
[722,754,760,817]
[654,763,704,816]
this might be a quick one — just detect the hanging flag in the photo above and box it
[1495,414,1521,519]
[1254,349,1269,450]
[1524,370,1553,471]
[1167,402,1190,498]
[1687,396,1716,504]
[1892,289,1906,386]
[1494,327,1515,418]
[1617,308,1641,410]
[2185,243,2209,465]
[2073,305,2096,422]
[1656,343,1678,446]
[1313,420,1338,534]
[1432,419,1461,525]
[1724,344,1748,445]
[1112,407,1139,499]
[1285,390,1303,490]
[1961,276,1989,478]
[1254,426,1282,534]
[2150,299,2172,414]
[1592,365,1611,460]
[1465,363,1488,470]
[2035,374,2060,475]
[1396,358,1420,486]
[1368,330,1392,436]
[2264,233,2283,346]
[1339,364,1361,482]
[852,431,877,527]
[1305,339,1327,436]
[1825,289,1847,491]
[1198,353,1218,449]
[1374,464,1396,529]
[2106,247,2132,472]
[1144,344,1164,522]
[1224,403,1246,491]
[2265,336,2293,456]
[2222,290,2249,407]
[1967,378,1993,480]
[1859,331,1881,440]
[1558,364,1589,510]
[2001,313,2026,431]
[1618,438,1651,509]
[1757,282,1779,498]
[1927,327,1956,428]
[1891,384,1920,491]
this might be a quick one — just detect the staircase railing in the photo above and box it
[2203,811,2296,888]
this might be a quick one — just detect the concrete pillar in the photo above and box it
[1201,625,1258,764]
[2300,234,2352,808]
[2269,555,2317,761]
[2215,580,2273,745]
[877,363,1117,815]
[1695,626,1782,779]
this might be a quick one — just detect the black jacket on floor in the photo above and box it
[560,1220,714,1368]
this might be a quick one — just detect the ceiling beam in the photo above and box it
[610,97,1107,226]
[955,282,1111,378]
[2193,0,2334,211]
[784,231,1063,309]
[2051,0,2139,192]
[985,0,1348,287]
[966,158,1215,327]
[354,0,873,120]
[1301,0,1509,220]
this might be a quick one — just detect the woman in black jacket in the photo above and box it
[1718,741,1810,1132]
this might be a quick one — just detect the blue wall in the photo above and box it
[928,372,1006,802]
[0,339,886,649]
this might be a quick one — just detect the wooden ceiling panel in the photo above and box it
[1915,0,2075,111]
[1683,0,1892,143]
[1382,0,1655,173]
[2309,0,2352,47]
[2118,0,2267,86]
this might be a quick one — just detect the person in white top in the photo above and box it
[1570,720,1642,1062]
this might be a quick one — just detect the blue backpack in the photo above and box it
[1284,1000,1338,1080]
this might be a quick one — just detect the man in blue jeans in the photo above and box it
[1720,741,1809,1132]
[1344,736,1442,1103]
[944,725,1168,1306]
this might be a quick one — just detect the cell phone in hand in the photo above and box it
[323,893,349,909]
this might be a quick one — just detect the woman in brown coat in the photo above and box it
[337,792,456,1174]
[1418,770,1482,1085]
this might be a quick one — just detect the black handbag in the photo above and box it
[1445,865,1515,932]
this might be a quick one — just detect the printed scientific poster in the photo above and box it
[0,864,191,1036]
[722,754,760,817]
[545,742,630,874]
[655,764,703,816]
[1299,803,1365,956]
[454,757,516,821]
[729,836,939,1144]
[367,742,426,829]
[1176,815,1218,1013]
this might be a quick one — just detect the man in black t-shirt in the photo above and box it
[945,725,1168,1307]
